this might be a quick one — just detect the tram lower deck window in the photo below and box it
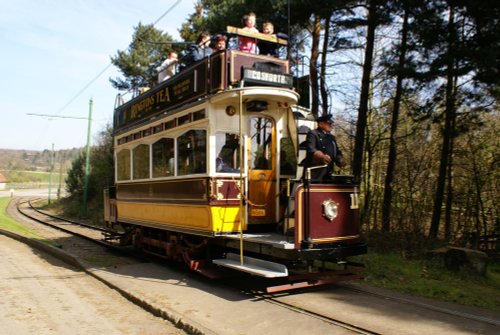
[177,130,207,175]
[215,133,240,173]
[152,138,175,178]
[116,149,131,181]
[133,144,150,179]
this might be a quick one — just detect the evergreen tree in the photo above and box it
[110,23,175,91]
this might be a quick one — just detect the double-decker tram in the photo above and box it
[104,28,367,292]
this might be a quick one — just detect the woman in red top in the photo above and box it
[238,12,258,54]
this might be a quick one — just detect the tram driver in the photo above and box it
[302,114,346,181]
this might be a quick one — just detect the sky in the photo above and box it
[0,0,198,151]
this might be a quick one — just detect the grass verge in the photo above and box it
[353,252,500,312]
[0,197,52,243]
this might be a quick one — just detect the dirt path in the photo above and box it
[0,234,185,335]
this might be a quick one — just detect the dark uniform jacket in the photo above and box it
[302,128,343,181]
[185,45,212,67]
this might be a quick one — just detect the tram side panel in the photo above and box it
[109,178,244,236]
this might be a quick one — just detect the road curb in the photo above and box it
[0,228,214,335]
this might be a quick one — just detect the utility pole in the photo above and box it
[81,98,93,218]
[27,98,93,212]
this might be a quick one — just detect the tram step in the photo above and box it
[213,253,288,278]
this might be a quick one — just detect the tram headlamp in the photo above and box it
[225,105,236,116]
[322,200,339,221]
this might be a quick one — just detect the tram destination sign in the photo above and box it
[242,67,293,88]
[115,61,208,129]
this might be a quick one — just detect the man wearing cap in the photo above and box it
[302,114,346,181]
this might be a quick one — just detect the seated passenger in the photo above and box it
[156,51,178,83]
[216,141,239,173]
[216,157,238,173]
[258,22,278,57]
[212,34,227,52]
[185,32,213,67]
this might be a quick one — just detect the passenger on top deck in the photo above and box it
[258,22,279,57]
[185,32,213,66]
[238,12,259,54]
[157,51,178,82]
[213,34,227,52]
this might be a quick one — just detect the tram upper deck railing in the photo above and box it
[113,49,293,132]
[225,25,288,46]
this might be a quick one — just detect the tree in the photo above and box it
[381,0,410,233]
[65,125,114,222]
[110,23,175,91]
[352,0,379,182]
[65,153,85,199]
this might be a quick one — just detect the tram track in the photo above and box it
[9,198,499,335]
[255,293,381,335]
[21,198,112,242]
[339,282,500,327]
[10,197,139,268]
[12,198,383,334]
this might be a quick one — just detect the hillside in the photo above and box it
[0,148,81,183]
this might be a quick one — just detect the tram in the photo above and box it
[103,28,366,291]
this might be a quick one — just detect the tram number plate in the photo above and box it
[250,208,266,217]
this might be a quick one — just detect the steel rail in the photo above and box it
[16,199,119,251]
[340,284,500,327]
[256,293,381,335]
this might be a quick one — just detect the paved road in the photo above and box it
[0,234,185,335]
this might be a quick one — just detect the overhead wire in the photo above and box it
[52,0,182,118]
[29,1,184,151]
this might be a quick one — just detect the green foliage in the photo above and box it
[179,0,342,54]
[64,125,114,223]
[65,152,85,199]
[110,22,176,91]
[354,251,500,312]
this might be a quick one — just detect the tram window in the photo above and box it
[192,109,206,121]
[152,138,175,178]
[116,149,131,181]
[132,144,150,179]
[164,119,176,130]
[215,133,240,173]
[250,117,273,170]
[177,129,207,175]
[280,137,297,175]
[177,114,191,125]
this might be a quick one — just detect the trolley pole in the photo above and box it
[81,98,93,218]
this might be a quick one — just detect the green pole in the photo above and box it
[81,98,93,217]
[48,143,54,205]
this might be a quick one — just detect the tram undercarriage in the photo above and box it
[104,221,366,293]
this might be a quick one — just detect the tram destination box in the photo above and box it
[242,67,293,88]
